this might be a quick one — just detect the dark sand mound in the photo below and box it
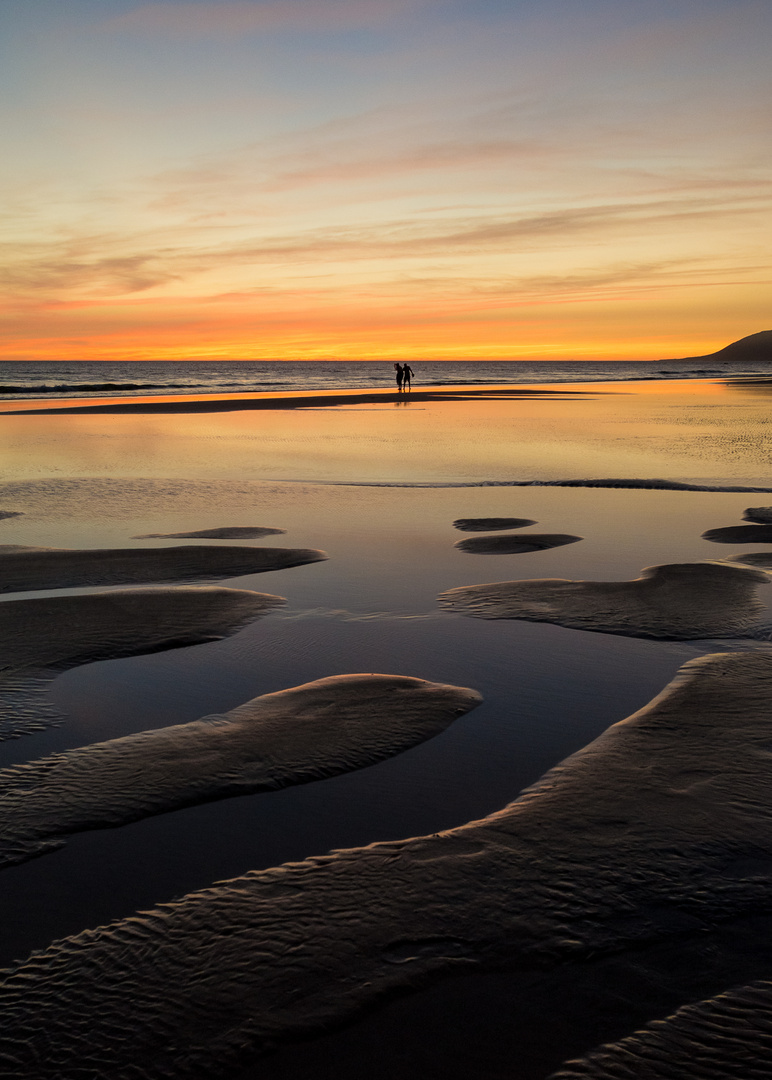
[452,518,537,532]
[438,562,767,639]
[725,551,772,569]
[665,329,772,363]
[551,979,772,1079]
[3,653,772,1077]
[455,533,581,554]
[0,675,481,869]
[0,587,282,739]
[133,526,285,540]
[0,512,22,521]
[744,506,772,524]
[0,543,326,592]
[703,524,772,544]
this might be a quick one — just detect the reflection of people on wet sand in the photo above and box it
[402,364,415,390]
[393,363,404,391]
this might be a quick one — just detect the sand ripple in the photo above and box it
[726,552,772,570]
[2,653,772,1075]
[744,506,772,524]
[0,675,481,868]
[455,533,581,554]
[452,518,537,532]
[703,524,772,544]
[438,562,767,639]
[132,527,285,539]
[0,543,326,592]
[0,587,282,739]
[551,980,772,1079]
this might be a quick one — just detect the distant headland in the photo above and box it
[667,330,772,363]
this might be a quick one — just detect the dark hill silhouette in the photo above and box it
[665,330,772,363]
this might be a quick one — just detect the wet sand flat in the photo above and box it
[2,653,772,1077]
[438,562,769,639]
[0,674,480,868]
[0,543,325,592]
[2,377,772,1078]
[0,587,284,740]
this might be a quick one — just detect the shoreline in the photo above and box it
[0,384,595,415]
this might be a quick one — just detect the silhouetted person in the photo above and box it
[394,363,404,391]
[402,364,415,390]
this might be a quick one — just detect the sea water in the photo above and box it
[2,357,772,400]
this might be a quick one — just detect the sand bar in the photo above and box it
[453,517,537,531]
[703,524,772,543]
[0,587,282,739]
[0,384,593,416]
[0,674,481,868]
[2,653,772,1076]
[0,543,326,592]
[454,533,582,554]
[132,527,285,539]
[725,552,772,569]
[438,562,768,639]
[744,506,772,523]
[551,979,772,1079]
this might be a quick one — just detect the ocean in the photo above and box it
[2,357,771,400]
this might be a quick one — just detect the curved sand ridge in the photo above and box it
[0,543,326,592]
[744,506,772,524]
[703,524,772,544]
[4,653,772,1076]
[726,552,772,570]
[438,562,768,639]
[132,526,285,539]
[0,587,282,739]
[453,517,537,532]
[551,980,772,1079]
[0,511,22,521]
[0,674,481,868]
[455,533,581,554]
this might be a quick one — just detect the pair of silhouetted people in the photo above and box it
[393,363,415,392]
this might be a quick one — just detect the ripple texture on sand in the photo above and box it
[0,587,282,739]
[438,562,768,639]
[3,653,772,1076]
[0,674,481,868]
[0,543,326,593]
[551,979,772,1079]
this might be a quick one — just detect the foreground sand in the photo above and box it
[0,674,480,868]
[1,653,772,1077]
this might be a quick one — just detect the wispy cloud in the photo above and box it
[4,186,768,307]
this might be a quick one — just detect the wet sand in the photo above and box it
[439,561,769,638]
[0,674,479,868]
[2,377,772,1078]
[2,652,772,1078]
[0,542,325,592]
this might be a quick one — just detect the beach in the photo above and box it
[2,374,772,1078]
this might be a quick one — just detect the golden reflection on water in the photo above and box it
[0,379,769,486]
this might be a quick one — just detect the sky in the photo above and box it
[1,0,770,362]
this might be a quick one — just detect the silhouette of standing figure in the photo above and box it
[402,364,415,390]
[394,363,404,391]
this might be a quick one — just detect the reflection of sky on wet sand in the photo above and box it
[1,379,771,486]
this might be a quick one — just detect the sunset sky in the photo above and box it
[2,0,770,362]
